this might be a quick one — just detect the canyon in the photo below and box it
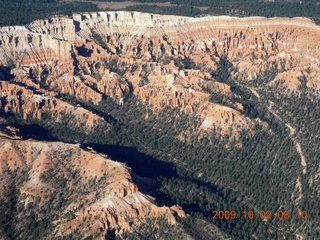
[0,11,319,239]
[1,12,319,136]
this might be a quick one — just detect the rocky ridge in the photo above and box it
[0,80,105,130]
[0,11,319,239]
[1,12,319,136]
[0,128,184,238]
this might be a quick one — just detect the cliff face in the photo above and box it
[0,130,183,238]
[0,81,105,130]
[0,12,320,137]
[0,11,319,239]
[1,12,319,136]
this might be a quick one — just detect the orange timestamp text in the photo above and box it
[212,210,308,220]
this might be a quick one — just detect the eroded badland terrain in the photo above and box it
[0,12,320,239]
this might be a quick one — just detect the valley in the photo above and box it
[0,10,319,239]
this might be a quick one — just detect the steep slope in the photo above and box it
[0,12,320,239]
[1,13,319,136]
[0,127,185,239]
[0,81,104,128]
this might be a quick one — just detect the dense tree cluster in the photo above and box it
[123,0,320,23]
[4,62,319,238]
[0,0,319,27]
[0,0,98,27]
[1,1,320,237]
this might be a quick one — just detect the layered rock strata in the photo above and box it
[0,81,104,130]
[0,12,319,134]
[0,131,183,238]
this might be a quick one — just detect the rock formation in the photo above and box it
[0,10,319,239]
[0,80,105,130]
[0,128,183,238]
[1,12,319,136]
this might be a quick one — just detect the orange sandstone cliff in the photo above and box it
[1,13,319,137]
[0,129,184,238]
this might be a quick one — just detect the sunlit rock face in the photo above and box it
[0,12,319,136]
[0,130,183,238]
[0,10,320,238]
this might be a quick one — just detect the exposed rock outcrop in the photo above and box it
[0,132,182,238]
[0,81,104,130]
[1,12,320,135]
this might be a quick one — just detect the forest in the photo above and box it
[2,52,319,238]
[125,0,320,24]
[0,0,319,238]
[0,0,98,27]
[0,0,320,27]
